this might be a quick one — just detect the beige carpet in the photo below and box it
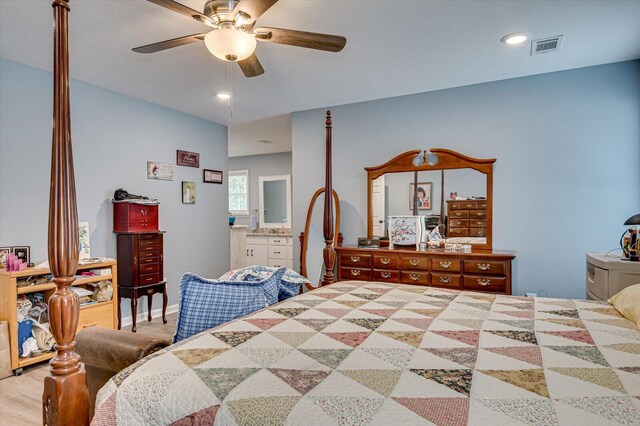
[0,313,177,426]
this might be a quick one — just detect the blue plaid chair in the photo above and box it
[174,267,288,342]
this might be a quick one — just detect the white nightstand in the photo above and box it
[586,252,640,301]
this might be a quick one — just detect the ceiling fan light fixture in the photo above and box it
[204,28,257,62]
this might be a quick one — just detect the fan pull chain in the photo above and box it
[227,62,234,118]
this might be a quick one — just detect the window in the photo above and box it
[228,170,249,215]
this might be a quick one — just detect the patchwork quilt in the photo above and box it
[93,281,640,425]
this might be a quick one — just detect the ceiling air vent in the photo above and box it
[531,35,563,56]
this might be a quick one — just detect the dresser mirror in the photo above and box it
[259,174,292,228]
[366,149,495,250]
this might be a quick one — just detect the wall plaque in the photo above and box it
[177,150,200,168]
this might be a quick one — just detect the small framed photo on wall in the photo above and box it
[12,246,30,264]
[182,181,196,204]
[203,169,223,184]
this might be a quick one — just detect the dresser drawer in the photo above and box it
[460,201,478,209]
[432,259,461,272]
[341,267,372,281]
[139,262,159,275]
[586,263,608,301]
[373,255,399,269]
[268,237,287,246]
[77,302,113,331]
[340,254,372,267]
[139,250,159,259]
[139,256,159,265]
[399,257,428,270]
[449,210,469,219]
[449,219,469,228]
[246,237,268,246]
[469,228,486,237]
[431,273,462,289]
[469,219,487,228]
[269,246,287,260]
[139,243,159,253]
[470,210,486,219]
[401,271,430,285]
[373,269,400,282]
[477,202,487,209]
[139,273,161,286]
[448,202,462,210]
[463,260,506,275]
[139,235,159,244]
[448,228,469,237]
[463,276,506,292]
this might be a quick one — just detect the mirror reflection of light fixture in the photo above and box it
[412,150,439,166]
[204,27,257,62]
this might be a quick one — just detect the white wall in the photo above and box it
[227,152,292,226]
[292,61,640,299]
[0,59,230,318]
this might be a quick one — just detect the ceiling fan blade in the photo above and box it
[132,34,206,54]
[254,27,346,52]
[233,0,278,25]
[146,0,214,26]
[238,53,265,77]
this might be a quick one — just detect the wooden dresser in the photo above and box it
[447,199,487,238]
[116,231,167,331]
[335,246,516,294]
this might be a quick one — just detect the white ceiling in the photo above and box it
[1,0,639,156]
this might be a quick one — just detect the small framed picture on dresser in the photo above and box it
[203,169,223,184]
[12,246,30,264]
[0,247,10,268]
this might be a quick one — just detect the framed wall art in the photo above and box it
[177,150,200,168]
[182,181,196,204]
[203,169,223,184]
[147,161,174,181]
[78,222,91,259]
[409,182,433,210]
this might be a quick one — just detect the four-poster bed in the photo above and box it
[43,1,640,424]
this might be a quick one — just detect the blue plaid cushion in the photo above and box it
[173,267,286,342]
[220,266,308,301]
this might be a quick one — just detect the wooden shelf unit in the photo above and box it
[0,260,118,373]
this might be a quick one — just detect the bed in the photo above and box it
[91,281,640,425]
[42,1,640,425]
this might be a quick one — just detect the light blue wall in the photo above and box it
[228,152,292,226]
[292,61,640,299]
[0,59,229,318]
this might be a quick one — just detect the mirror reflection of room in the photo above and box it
[376,169,487,244]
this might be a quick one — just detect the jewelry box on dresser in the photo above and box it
[336,148,516,295]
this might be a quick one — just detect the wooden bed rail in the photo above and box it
[42,0,90,424]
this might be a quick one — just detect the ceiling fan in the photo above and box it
[133,0,347,77]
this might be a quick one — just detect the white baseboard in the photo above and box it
[119,303,179,328]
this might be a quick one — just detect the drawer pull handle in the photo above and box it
[409,273,421,281]
[477,279,491,286]
[476,212,483,216]
[350,269,361,277]
[380,258,391,265]
[439,261,452,269]
[409,259,420,267]
[381,271,391,279]
[477,263,491,271]
[439,276,452,284]
[274,251,281,254]
[82,322,98,329]
[350,256,361,263]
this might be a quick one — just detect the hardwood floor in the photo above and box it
[0,313,177,426]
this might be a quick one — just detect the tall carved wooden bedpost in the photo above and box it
[321,111,336,286]
[42,0,90,424]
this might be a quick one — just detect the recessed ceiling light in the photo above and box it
[501,32,529,45]
[216,92,231,100]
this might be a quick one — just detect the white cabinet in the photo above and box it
[586,252,640,301]
[230,231,293,269]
